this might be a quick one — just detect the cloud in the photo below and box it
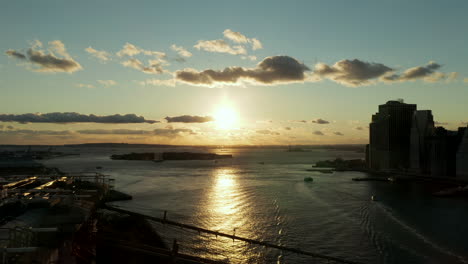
[396,62,441,81]
[85,47,111,62]
[7,126,13,130]
[314,59,455,86]
[314,59,393,87]
[121,58,164,74]
[434,121,449,126]
[5,50,26,60]
[256,129,280,135]
[241,55,257,61]
[223,29,250,44]
[464,78,468,83]
[165,115,214,123]
[312,118,330,124]
[98,80,117,87]
[116,43,142,57]
[381,61,456,83]
[334,132,344,136]
[76,83,95,89]
[222,29,263,50]
[251,38,263,50]
[153,128,196,137]
[175,55,310,87]
[5,40,82,73]
[284,127,292,130]
[0,129,72,136]
[0,112,158,124]
[313,131,324,136]
[194,39,247,55]
[355,126,364,130]
[171,44,192,58]
[138,78,176,87]
[116,43,166,59]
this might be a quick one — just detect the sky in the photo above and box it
[1,0,467,145]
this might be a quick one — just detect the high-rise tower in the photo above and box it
[369,100,416,171]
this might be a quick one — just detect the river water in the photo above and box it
[40,145,468,264]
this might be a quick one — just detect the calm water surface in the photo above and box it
[41,146,468,264]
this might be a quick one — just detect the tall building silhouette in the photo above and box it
[369,100,416,170]
[456,127,468,178]
[428,127,464,177]
[409,110,435,174]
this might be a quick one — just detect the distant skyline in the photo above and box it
[1,0,467,145]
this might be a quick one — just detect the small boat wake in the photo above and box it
[368,202,468,264]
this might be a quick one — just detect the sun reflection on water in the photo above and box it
[209,168,241,224]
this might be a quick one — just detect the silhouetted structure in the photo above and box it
[369,100,416,171]
[457,127,468,178]
[409,110,435,174]
[428,127,465,177]
[368,100,467,178]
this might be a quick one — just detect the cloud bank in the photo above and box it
[176,56,310,87]
[0,112,158,124]
[314,59,455,86]
[165,115,214,123]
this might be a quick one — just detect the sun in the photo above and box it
[214,104,238,130]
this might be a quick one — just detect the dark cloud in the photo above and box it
[314,59,393,87]
[0,112,158,124]
[27,48,81,72]
[312,118,330,124]
[165,115,214,123]
[5,41,82,73]
[381,62,453,83]
[175,56,310,86]
[5,50,26,60]
[0,129,72,136]
[313,131,324,136]
[153,128,196,137]
[256,129,280,135]
[334,132,344,136]
[396,62,441,81]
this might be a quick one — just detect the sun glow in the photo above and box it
[214,104,238,130]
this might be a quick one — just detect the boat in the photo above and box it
[304,177,314,182]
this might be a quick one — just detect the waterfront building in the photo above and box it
[369,100,416,171]
[428,127,466,177]
[409,110,435,174]
[456,126,468,178]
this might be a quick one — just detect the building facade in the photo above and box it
[409,110,435,174]
[369,100,417,171]
[456,127,468,178]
